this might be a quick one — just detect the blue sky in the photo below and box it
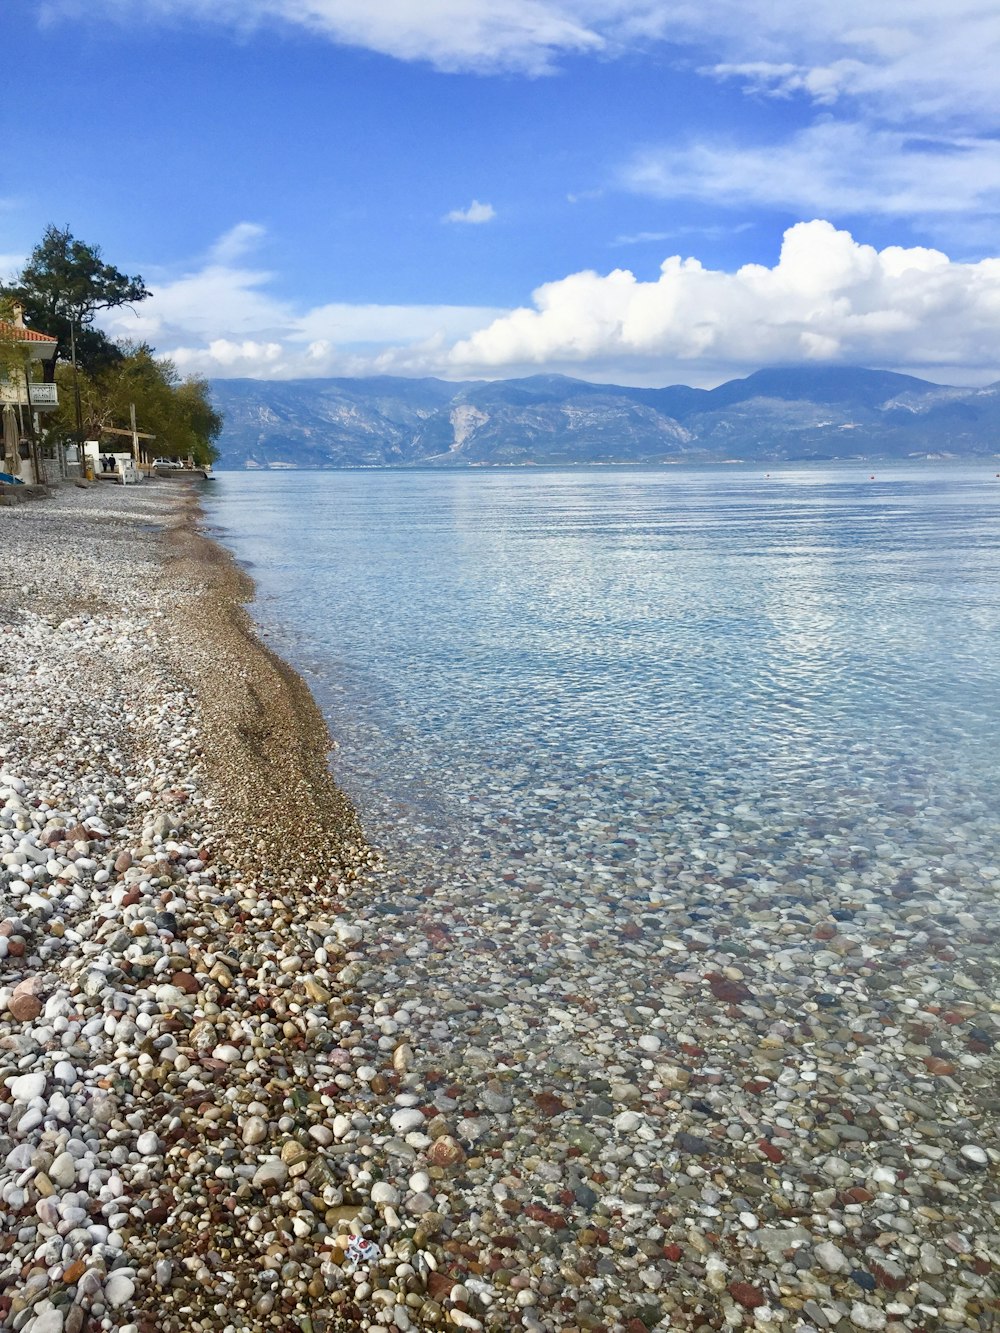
[5,0,1000,386]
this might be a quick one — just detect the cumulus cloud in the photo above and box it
[443,200,496,225]
[446,220,1000,384]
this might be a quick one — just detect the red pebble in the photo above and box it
[728,1281,766,1309]
[923,1056,956,1076]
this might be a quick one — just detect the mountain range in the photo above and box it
[208,366,1000,468]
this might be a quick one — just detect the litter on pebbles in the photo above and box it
[1,484,999,1333]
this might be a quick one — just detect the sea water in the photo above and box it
[207,464,1000,877]
[206,462,1000,1322]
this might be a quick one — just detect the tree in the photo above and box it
[48,342,221,465]
[0,296,25,381]
[2,225,150,379]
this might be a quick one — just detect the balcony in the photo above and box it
[0,380,58,410]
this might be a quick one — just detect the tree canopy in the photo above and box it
[2,225,150,377]
[4,225,223,465]
[49,343,221,465]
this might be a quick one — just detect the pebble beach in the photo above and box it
[2,481,999,1333]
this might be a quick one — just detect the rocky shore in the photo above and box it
[2,483,999,1333]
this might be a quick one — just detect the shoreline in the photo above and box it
[161,487,370,891]
[0,482,394,1333]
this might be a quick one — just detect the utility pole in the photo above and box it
[69,319,85,477]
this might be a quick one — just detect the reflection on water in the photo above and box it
[206,464,1000,1328]
[207,466,1000,879]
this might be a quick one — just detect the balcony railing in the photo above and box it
[0,380,59,409]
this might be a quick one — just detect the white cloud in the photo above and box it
[36,0,1000,128]
[610,3,1000,233]
[446,220,1000,384]
[40,0,611,74]
[613,223,753,246]
[690,3,1000,129]
[443,200,496,225]
[208,221,267,264]
[38,2,1000,246]
[624,121,1000,223]
[104,224,504,378]
[107,219,1000,388]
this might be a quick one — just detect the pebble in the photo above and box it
[390,1107,425,1134]
[815,1241,848,1273]
[103,1272,136,1308]
[371,1181,400,1205]
[960,1144,989,1166]
[243,1115,268,1144]
[613,1110,641,1132]
[10,1071,46,1102]
[252,1159,289,1188]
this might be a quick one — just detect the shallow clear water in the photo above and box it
[205,464,1000,1326]
[207,464,1000,891]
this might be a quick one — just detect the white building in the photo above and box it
[0,305,59,486]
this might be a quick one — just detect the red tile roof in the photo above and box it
[0,321,57,343]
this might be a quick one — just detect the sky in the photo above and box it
[5,0,1000,387]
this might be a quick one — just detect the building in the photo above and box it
[0,305,59,485]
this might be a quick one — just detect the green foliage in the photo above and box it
[0,296,24,377]
[49,344,221,465]
[7,225,221,463]
[2,225,149,376]
[0,297,38,402]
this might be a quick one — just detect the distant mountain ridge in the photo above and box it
[209,366,1000,468]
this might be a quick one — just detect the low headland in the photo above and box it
[1,481,998,1333]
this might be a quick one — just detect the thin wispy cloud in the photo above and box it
[208,221,267,264]
[103,224,504,378]
[37,0,1000,126]
[39,0,610,74]
[624,122,1000,225]
[38,1,1000,245]
[443,200,496,225]
[613,223,754,246]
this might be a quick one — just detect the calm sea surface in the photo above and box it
[205,464,1000,1325]
[207,465,1000,884]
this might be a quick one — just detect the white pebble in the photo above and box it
[613,1111,641,1133]
[10,1071,46,1102]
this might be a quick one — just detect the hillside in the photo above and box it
[209,367,1000,468]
